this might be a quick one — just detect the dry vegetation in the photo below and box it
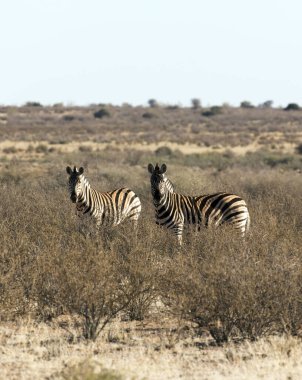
[0,104,302,379]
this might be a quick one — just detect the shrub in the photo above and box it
[202,106,222,117]
[35,144,49,154]
[191,98,201,109]
[1,165,302,347]
[148,99,158,108]
[24,101,42,107]
[160,195,302,344]
[120,244,161,321]
[263,154,293,168]
[3,146,18,154]
[240,101,254,109]
[63,115,75,122]
[78,145,93,152]
[142,112,155,119]
[284,103,300,111]
[259,100,274,108]
[155,146,173,157]
[296,143,302,155]
[166,105,179,110]
[94,108,110,118]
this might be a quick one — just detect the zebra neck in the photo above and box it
[164,178,174,193]
[78,179,94,212]
[154,191,171,209]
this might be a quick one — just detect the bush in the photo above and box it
[94,108,110,118]
[296,143,302,155]
[35,144,49,154]
[3,146,18,154]
[159,188,302,344]
[259,100,274,108]
[240,101,254,109]
[142,112,155,119]
[191,98,201,109]
[166,105,179,110]
[0,166,302,346]
[148,99,158,108]
[24,101,42,107]
[284,103,300,111]
[202,106,222,117]
[63,115,75,122]
[78,145,93,152]
[155,146,173,157]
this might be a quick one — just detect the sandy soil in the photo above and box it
[0,320,302,380]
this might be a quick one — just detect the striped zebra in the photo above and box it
[148,163,250,245]
[66,166,141,228]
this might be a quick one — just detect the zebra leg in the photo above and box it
[132,218,139,231]
[172,224,184,246]
[245,213,251,234]
[237,214,250,237]
[128,210,140,231]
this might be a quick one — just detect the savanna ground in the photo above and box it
[0,103,302,379]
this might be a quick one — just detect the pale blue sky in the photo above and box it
[1,0,301,106]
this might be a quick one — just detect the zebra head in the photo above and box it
[148,163,170,201]
[66,166,84,203]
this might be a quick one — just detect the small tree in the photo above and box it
[148,99,158,108]
[260,100,274,109]
[191,98,201,109]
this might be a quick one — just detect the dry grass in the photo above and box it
[0,104,301,379]
[1,320,302,380]
[1,104,302,148]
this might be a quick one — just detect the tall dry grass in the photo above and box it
[0,164,301,346]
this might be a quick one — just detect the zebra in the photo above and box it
[148,163,250,245]
[66,166,141,228]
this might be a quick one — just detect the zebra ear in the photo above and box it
[66,166,72,175]
[79,167,84,174]
[148,163,154,174]
[161,164,167,173]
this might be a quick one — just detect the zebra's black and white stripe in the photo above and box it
[148,163,250,245]
[66,166,141,227]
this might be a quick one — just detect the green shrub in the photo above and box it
[284,103,300,111]
[24,101,42,107]
[94,108,110,118]
[240,101,254,109]
[202,106,222,117]
[142,112,155,119]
